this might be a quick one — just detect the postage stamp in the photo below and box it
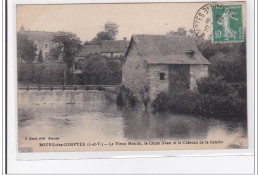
[212,4,243,43]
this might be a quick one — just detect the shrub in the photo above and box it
[18,63,65,85]
[167,91,202,115]
[197,76,235,96]
[116,85,138,107]
[79,54,122,85]
[151,90,247,121]
[38,50,43,63]
[151,92,169,112]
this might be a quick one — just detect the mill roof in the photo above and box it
[127,35,210,65]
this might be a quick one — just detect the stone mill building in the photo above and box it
[122,34,210,101]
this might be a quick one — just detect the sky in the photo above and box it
[16,2,245,42]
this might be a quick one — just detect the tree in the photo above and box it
[89,22,119,44]
[38,50,43,63]
[90,31,112,44]
[17,33,37,63]
[83,40,90,45]
[49,47,62,60]
[104,22,119,40]
[51,31,83,69]
[78,54,121,85]
[167,27,187,36]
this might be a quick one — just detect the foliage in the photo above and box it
[89,22,119,44]
[49,47,62,61]
[116,85,138,107]
[37,50,43,63]
[104,22,119,40]
[90,31,112,44]
[18,63,65,85]
[83,40,90,45]
[197,76,235,96]
[152,91,246,121]
[17,33,37,63]
[51,31,83,68]
[196,37,246,83]
[78,53,121,85]
[208,51,246,82]
[151,92,169,112]
[167,27,187,36]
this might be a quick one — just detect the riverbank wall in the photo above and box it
[17,89,117,104]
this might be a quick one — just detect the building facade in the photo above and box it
[77,39,129,60]
[122,35,210,101]
[19,25,56,61]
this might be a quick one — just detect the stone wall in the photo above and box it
[190,65,209,91]
[122,45,148,101]
[148,64,169,101]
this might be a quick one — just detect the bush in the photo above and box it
[79,54,122,85]
[116,85,138,107]
[197,76,235,96]
[151,90,247,121]
[18,63,66,85]
[151,92,169,112]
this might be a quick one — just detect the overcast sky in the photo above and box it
[16,3,244,42]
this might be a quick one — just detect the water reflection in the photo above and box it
[18,101,247,144]
[121,107,210,140]
[17,89,248,150]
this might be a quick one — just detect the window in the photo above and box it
[35,43,39,50]
[160,73,165,80]
[185,49,195,57]
[44,43,48,49]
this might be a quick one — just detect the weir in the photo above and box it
[17,90,108,104]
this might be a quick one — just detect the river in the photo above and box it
[18,90,247,152]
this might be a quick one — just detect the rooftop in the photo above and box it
[127,34,210,65]
[78,40,129,57]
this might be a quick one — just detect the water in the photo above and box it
[18,90,248,152]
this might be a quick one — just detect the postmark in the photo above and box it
[193,3,244,43]
[193,3,213,40]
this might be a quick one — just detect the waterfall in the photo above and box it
[17,90,106,104]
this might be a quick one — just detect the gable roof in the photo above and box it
[127,35,210,65]
[21,30,55,41]
[78,40,129,57]
[78,45,100,57]
[100,40,129,53]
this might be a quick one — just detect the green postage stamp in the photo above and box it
[212,4,243,43]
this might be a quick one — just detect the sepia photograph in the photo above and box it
[16,2,248,152]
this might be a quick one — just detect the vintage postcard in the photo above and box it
[17,2,248,153]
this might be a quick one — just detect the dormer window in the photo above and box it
[185,49,195,57]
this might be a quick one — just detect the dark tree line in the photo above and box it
[84,22,119,45]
